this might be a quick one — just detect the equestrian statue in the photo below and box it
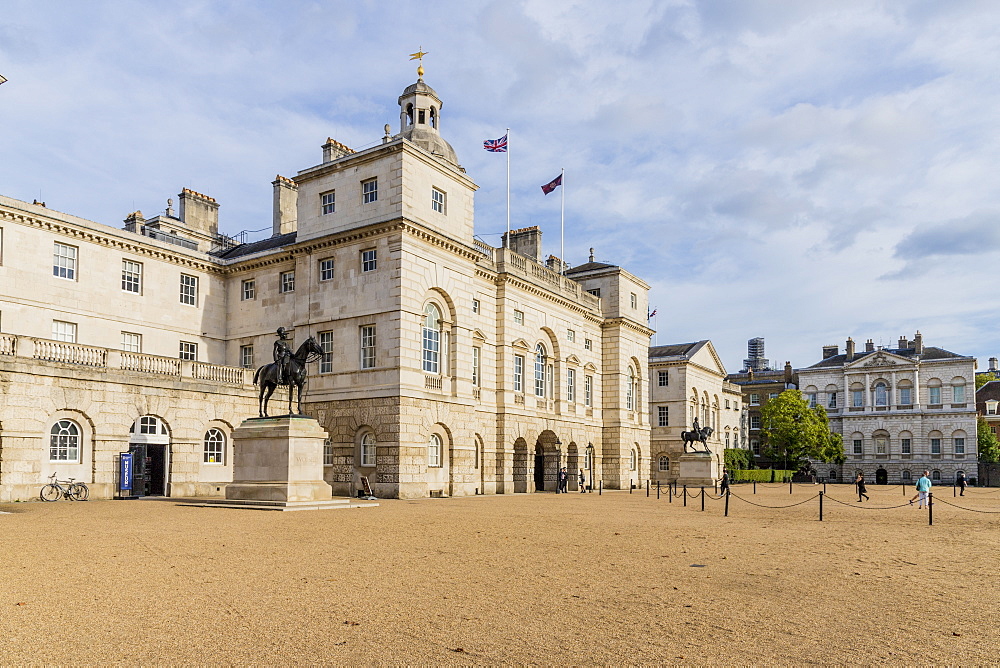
[253,327,325,417]
[681,417,714,453]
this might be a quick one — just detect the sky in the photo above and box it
[3,0,1000,373]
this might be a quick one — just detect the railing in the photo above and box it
[0,333,15,356]
[473,387,481,400]
[473,239,495,264]
[33,340,107,367]
[122,352,180,376]
[193,362,249,385]
[425,376,442,390]
[514,394,525,405]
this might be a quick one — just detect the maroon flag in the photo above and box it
[541,174,562,195]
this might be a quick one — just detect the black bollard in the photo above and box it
[683,485,687,507]
[953,483,956,497]
[599,480,603,495]
[629,479,632,494]
[646,480,649,497]
[929,492,933,526]
[753,480,757,495]
[819,491,824,522]
[823,480,827,494]
[724,488,730,517]
[789,477,793,494]
[656,481,660,499]
[668,482,672,503]
[701,487,705,511]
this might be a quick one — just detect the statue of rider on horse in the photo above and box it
[253,327,325,417]
[681,417,714,454]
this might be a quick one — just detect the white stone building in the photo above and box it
[798,333,977,485]
[0,71,652,501]
[648,341,743,484]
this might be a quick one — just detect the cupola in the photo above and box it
[396,65,459,166]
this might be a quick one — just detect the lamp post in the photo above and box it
[586,442,595,493]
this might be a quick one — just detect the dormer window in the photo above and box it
[988,400,999,415]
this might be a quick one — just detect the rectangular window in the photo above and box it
[362,178,378,204]
[472,299,480,314]
[587,288,601,298]
[828,392,838,408]
[751,440,760,455]
[807,393,817,408]
[658,405,669,427]
[725,431,730,447]
[179,341,197,361]
[280,270,295,293]
[180,274,198,306]
[323,438,333,467]
[750,415,761,430]
[122,260,142,293]
[899,387,911,405]
[630,293,637,309]
[431,187,446,213]
[750,393,760,406]
[658,371,668,386]
[585,375,593,407]
[931,438,941,454]
[242,279,255,301]
[472,347,481,387]
[567,368,575,402]
[853,439,863,455]
[875,437,887,455]
[929,386,941,405]
[360,325,376,369]
[361,438,376,467]
[584,338,592,351]
[319,331,334,374]
[240,344,254,369]
[121,332,141,353]
[725,399,730,409]
[52,320,77,343]
[53,242,78,280]
[954,437,965,454]
[513,309,524,325]
[319,258,335,281]
[513,355,524,393]
[769,393,779,400]
[953,385,965,403]
[901,438,911,454]
[567,329,575,342]
[361,249,377,272]
[852,389,864,407]
[321,190,336,215]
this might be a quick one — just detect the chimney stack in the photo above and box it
[502,226,543,262]
[322,138,354,162]
[545,255,567,273]
[913,331,923,354]
[271,175,298,237]
[898,336,909,350]
[178,188,219,237]
[990,357,998,372]
[846,337,855,362]
[865,339,875,353]
[784,361,793,386]
[822,345,839,359]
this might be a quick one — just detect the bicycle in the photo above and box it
[39,474,90,502]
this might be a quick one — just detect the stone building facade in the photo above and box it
[798,333,976,485]
[726,362,798,466]
[0,72,652,500]
[648,341,742,484]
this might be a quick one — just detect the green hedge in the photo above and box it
[731,469,797,483]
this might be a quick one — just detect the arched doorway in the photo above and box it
[513,438,529,493]
[128,416,170,496]
[534,443,545,491]
[875,468,888,485]
[567,443,579,491]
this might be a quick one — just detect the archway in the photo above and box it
[128,415,170,496]
[567,442,579,491]
[875,468,888,485]
[534,443,544,491]
[512,438,529,493]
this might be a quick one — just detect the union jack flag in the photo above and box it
[483,134,508,152]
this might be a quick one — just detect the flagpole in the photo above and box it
[506,128,510,249]
[560,167,565,274]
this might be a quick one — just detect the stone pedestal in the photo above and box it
[225,416,332,504]
[677,452,717,487]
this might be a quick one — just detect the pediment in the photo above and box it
[472,329,487,342]
[689,340,727,376]
[565,354,581,365]
[584,362,598,372]
[511,338,531,350]
[845,350,911,370]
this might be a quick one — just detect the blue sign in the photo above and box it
[120,452,133,492]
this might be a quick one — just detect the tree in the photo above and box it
[760,389,845,470]
[976,373,997,390]
[978,416,1000,463]
[724,448,752,472]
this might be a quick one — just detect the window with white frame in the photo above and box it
[658,370,668,386]
[902,469,911,481]
[807,392,817,408]
[179,341,197,361]
[321,190,336,215]
[567,329,575,342]
[567,368,575,402]
[630,449,637,471]
[954,436,965,454]
[546,363,553,399]
[853,439,863,455]
[513,355,524,393]
[472,299,480,314]
[203,428,225,464]
[874,382,888,406]
[751,439,760,455]
[242,279,255,301]
[901,438,911,454]
[52,320,77,343]
[323,438,333,466]
[585,375,593,407]
[658,455,670,472]
[121,332,141,353]
[898,385,912,405]
[362,178,378,204]
[953,382,966,403]
[769,393,779,400]
[280,270,295,293]
[988,401,999,415]
[361,325,376,369]
[139,416,161,434]
[725,399,730,409]
[422,304,441,374]
[626,369,635,411]
[584,338,592,351]
[928,381,942,405]
[428,434,442,467]
[122,260,142,293]
[319,258,335,281]
[828,391,838,408]
[750,415,761,430]
[875,435,888,455]
[179,274,198,305]
[750,393,760,406]
[513,309,524,325]
[53,242,77,279]
[587,288,601,298]
[361,432,376,467]
[931,438,942,454]
[240,344,254,369]
[431,187,446,213]
[319,331,334,373]
[472,347,481,387]
[852,389,864,407]
[658,405,669,427]
[630,293,637,309]
[534,344,546,397]
[932,469,941,481]
[49,419,80,461]
[725,431,730,447]
[361,249,377,272]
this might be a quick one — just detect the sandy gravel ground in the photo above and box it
[2,483,999,665]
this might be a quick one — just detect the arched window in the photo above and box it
[902,469,912,481]
[360,432,376,468]
[203,428,225,464]
[931,469,941,481]
[658,455,670,472]
[405,103,414,126]
[630,448,637,471]
[50,420,80,462]
[429,106,437,129]
[534,344,547,397]
[829,469,838,481]
[874,381,888,406]
[422,304,441,373]
[428,434,442,467]
[626,368,635,410]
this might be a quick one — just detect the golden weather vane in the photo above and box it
[409,47,429,77]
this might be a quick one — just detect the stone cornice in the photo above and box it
[600,317,655,337]
[494,272,604,323]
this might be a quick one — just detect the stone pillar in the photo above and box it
[677,452,716,487]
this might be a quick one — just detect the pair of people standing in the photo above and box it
[556,467,569,493]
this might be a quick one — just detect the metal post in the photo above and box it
[629,479,632,494]
[753,480,757,494]
[668,482,672,503]
[929,492,933,526]
[657,481,660,499]
[646,480,649,497]
[724,488,730,517]
[953,482,956,497]
[683,485,687,507]
[599,480,602,495]
[819,491,824,522]
[789,477,793,494]
[823,480,827,494]
[700,487,705,511]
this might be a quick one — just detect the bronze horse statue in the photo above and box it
[253,336,325,417]
[681,426,714,453]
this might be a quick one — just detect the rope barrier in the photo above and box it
[958,488,1000,496]
[822,495,912,510]
[932,497,1000,514]
[728,492,820,509]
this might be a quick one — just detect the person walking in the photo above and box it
[719,470,730,496]
[855,472,870,502]
[957,471,967,496]
[911,470,932,508]
[578,469,586,493]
